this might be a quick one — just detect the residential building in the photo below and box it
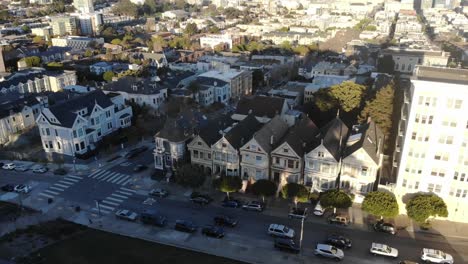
[394,66,468,222]
[381,47,450,74]
[200,34,240,50]
[102,76,168,110]
[270,116,320,186]
[196,76,230,106]
[0,95,45,145]
[239,116,289,181]
[198,69,252,99]
[161,10,189,20]
[51,36,104,49]
[74,13,103,36]
[90,62,113,75]
[212,114,263,176]
[131,52,168,68]
[232,96,289,124]
[73,0,94,13]
[0,46,5,73]
[31,27,53,37]
[51,16,78,36]
[187,116,234,174]
[305,116,348,189]
[36,90,132,156]
[0,68,77,94]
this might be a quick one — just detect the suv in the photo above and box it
[328,215,349,226]
[149,188,169,198]
[222,199,242,208]
[325,234,352,249]
[140,209,166,227]
[175,220,197,233]
[115,209,138,221]
[274,238,300,254]
[202,225,225,238]
[288,207,308,220]
[374,220,396,235]
[421,248,454,264]
[268,224,295,238]
[124,146,148,159]
[314,243,344,261]
[214,215,238,227]
[370,243,398,258]
[242,201,265,212]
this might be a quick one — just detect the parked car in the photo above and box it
[202,225,225,238]
[174,220,197,233]
[14,184,31,194]
[190,196,212,205]
[214,215,238,227]
[133,164,148,172]
[2,163,16,170]
[125,146,148,159]
[313,201,325,216]
[370,243,398,258]
[222,199,242,208]
[15,164,30,172]
[274,238,300,254]
[314,243,344,261]
[420,248,454,264]
[53,168,67,175]
[140,209,166,227]
[268,224,295,238]
[325,234,352,249]
[190,192,213,203]
[149,188,168,198]
[288,207,308,219]
[374,220,396,235]
[1,184,15,192]
[242,201,265,212]
[32,166,48,173]
[115,209,138,221]
[328,215,349,226]
[399,261,419,264]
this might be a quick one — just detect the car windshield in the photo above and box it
[384,245,391,253]
[282,227,290,233]
[438,251,446,258]
[331,247,337,254]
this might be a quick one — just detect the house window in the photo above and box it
[318,152,324,157]
[78,128,84,137]
[46,128,50,136]
[287,160,294,168]
[275,157,280,164]
[55,129,58,136]
[222,143,227,148]
[208,153,211,159]
[97,129,101,137]
[455,100,463,109]
[57,142,61,149]
[75,143,80,151]
[283,148,288,153]
[106,110,111,118]
[80,141,85,150]
[107,122,113,129]
[91,118,95,125]
[256,156,262,162]
[402,179,407,187]
[197,142,202,146]
[193,150,199,158]
[361,166,368,176]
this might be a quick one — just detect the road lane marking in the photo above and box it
[102,200,119,206]
[121,179,133,186]
[43,190,60,195]
[111,193,128,199]
[50,186,65,191]
[106,197,124,203]
[54,183,70,188]
[88,169,102,178]
[58,179,76,185]
[120,187,136,193]
[99,171,116,181]
[39,193,55,198]
[66,175,83,180]
[62,177,80,183]
[110,174,126,183]
[117,190,133,196]
[115,176,130,185]
[91,170,108,179]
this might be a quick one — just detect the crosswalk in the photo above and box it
[92,186,136,215]
[38,175,83,199]
[87,169,134,186]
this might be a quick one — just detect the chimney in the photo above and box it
[270,135,274,145]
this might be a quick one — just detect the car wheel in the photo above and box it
[334,257,341,262]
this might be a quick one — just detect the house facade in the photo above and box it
[0,69,77,94]
[36,90,132,156]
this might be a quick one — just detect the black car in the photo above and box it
[133,164,148,172]
[140,210,167,227]
[274,238,300,253]
[190,196,212,205]
[214,215,238,227]
[202,225,225,238]
[222,199,242,208]
[288,207,308,220]
[326,234,352,249]
[174,220,197,233]
[1,184,15,192]
[374,220,396,235]
[125,146,149,159]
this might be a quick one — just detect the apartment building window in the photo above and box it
[434,152,449,161]
[456,189,462,197]
[106,110,111,118]
[91,118,95,125]
[415,114,420,123]
[411,132,417,140]
[463,190,467,198]
[415,181,419,189]
[428,116,433,124]
[208,153,211,159]
[287,160,294,168]
[455,99,463,109]
[318,152,324,157]
[438,135,453,145]
[427,183,435,192]
[435,184,442,193]
[402,179,407,187]
[454,172,459,180]
[461,173,466,182]
[430,168,445,177]
[418,96,423,105]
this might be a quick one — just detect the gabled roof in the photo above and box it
[235,96,286,119]
[319,117,349,161]
[278,116,320,157]
[196,115,234,146]
[0,95,39,119]
[251,115,289,153]
[48,90,113,128]
[224,114,262,149]
[103,76,166,95]
[157,109,208,142]
[344,120,383,164]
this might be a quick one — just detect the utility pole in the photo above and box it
[94,199,101,216]
[299,207,307,250]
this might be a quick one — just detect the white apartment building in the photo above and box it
[0,69,77,94]
[394,66,468,223]
[51,36,104,49]
[73,13,103,36]
[73,0,94,13]
[198,69,252,99]
[36,90,132,157]
[196,76,231,106]
[200,34,238,50]
[51,16,78,36]
[381,47,450,74]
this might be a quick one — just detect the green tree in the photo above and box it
[292,45,310,56]
[84,49,94,57]
[359,83,394,151]
[362,191,399,219]
[213,176,242,199]
[20,56,41,67]
[278,26,289,32]
[280,41,292,51]
[251,179,277,202]
[46,62,63,69]
[103,71,115,82]
[406,194,448,224]
[111,38,122,45]
[377,55,395,74]
[187,81,200,99]
[112,0,139,17]
[32,36,45,44]
[320,189,352,213]
[173,164,206,188]
[21,25,30,33]
[281,183,309,207]
[207,25,220,34]
[328,81,367,112]
[184,22,198,36]
[364,25,377,31]
[314,88,337,112]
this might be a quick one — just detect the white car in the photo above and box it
[14,184,31,194]
[2,163,16,170]
[421,248,454,264]
[314,243,344,261]
[15,164,30,172]
[32,166,48,173]
[370,243,398,258]
[313,201,325,216]
[268,224,295,238]
[115,209,138,221]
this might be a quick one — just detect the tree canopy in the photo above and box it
[362,191,399,219]
[329,81,367,112]
[251,179,277,202]
[20,56,41,67]
[213,176,242,198]
[320,189,352,210]
[112,0,139,17]
[281,183,309,205]
[173,164,206,188]
[406,194,448,224]
[184,23,199,36]
[103,71,115,82]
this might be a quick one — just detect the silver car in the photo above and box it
[314,243,344,261]
[115,209,138,221]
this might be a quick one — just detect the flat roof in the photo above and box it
[414,66,468,85]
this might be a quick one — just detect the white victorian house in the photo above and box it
[239,116,289,181]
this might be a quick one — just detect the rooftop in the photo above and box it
[414,66,468,85]
[103,76,167,95]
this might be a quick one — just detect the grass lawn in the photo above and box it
[37,229,245,264]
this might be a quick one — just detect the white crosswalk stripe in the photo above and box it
[88,169,133,186]
[92,186,136,215]
[88,169,103,178]
[110,174,126,184]
[120,187,136,193]
[50,186,66,191]
[38,174,83,199]
[59,179,77,185]
[102,200,119,206]
[116,190,133,196]
[99,171,117,181]
[93,170,111,179]
[106,197,124,203]
[111,193,127,199]
[43,189,60,195]
[54,183,70,188]
[66,175,83,180]
[39,192,55,198]
[104,172,120,182]
[121,178,133,186]
[115,176,129,185]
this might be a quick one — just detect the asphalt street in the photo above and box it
[1,148,468,264]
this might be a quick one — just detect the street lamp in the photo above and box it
[94,199,101,216]
[299,207,307,250]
